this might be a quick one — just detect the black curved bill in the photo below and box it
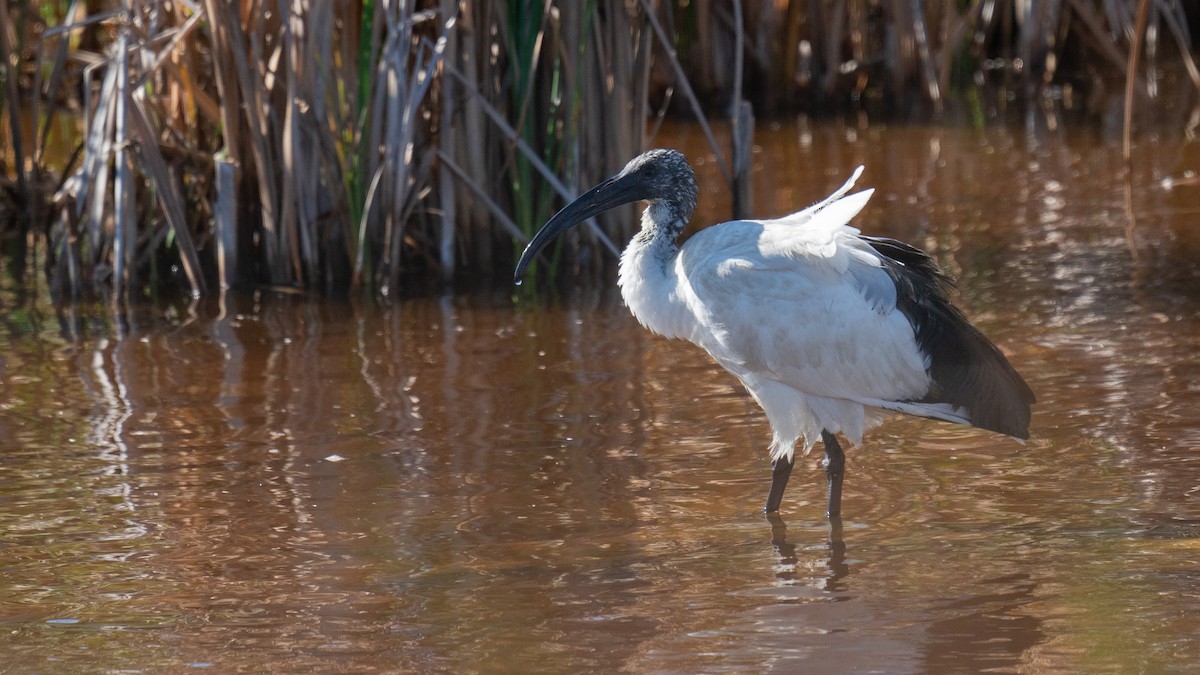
[513,171,648,283]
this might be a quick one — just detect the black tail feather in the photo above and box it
[861,236,1035,438]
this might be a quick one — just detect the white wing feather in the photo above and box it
[670,177,932,458]
[784,165,865,224]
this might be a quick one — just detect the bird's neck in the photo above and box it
[625,205,683,272]
[617,206,688,339]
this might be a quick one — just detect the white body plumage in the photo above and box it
[617,168,965,462]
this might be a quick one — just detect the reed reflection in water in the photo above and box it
[2,123,1200,671]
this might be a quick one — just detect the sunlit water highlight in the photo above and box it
[3,123,1200,672]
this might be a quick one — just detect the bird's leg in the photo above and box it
[821,430,845,519]
[764,456,794,513]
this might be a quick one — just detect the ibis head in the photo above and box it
[514,149,698,282]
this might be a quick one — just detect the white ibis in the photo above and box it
[515,149,1034,517]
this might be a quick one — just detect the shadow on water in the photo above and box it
[2,122,1200,671]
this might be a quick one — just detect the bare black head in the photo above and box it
[514,149,698,282]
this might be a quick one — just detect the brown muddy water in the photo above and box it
[3,123,1200,672]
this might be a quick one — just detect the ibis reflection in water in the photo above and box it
[514,150,1035,518]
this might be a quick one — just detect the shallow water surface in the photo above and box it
[3,124,1200,672]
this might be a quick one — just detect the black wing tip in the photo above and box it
[863,234,1035,440]
[934,328,1035,439]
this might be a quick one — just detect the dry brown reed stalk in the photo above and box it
[0,2,27,212]
[2,1,1197,301]
[439,1,656,286]
[352,6,451,294]
[1,1,87,282]
[1124,0,1153,163]
[42,1,208,301]
[673,1,1196,123]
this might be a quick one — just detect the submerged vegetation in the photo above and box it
[1,0,1197,301]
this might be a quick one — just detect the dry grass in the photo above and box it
[0,0,1196,300]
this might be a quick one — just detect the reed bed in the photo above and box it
[1,0,1196,300]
